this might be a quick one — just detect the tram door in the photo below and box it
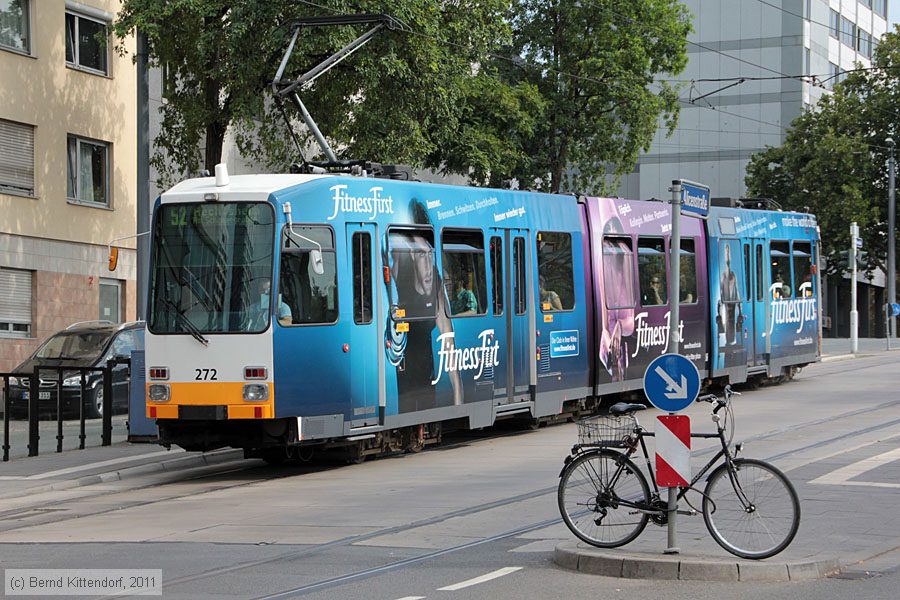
[347,224,379,427]
[491,231,531,405]
[749,239,769,365]
[509,233,531,403]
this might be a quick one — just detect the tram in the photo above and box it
[137,167,820,460]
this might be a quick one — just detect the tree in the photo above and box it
[449,0,691,194]
[746,28,900,275]
[114,1,690,192]
[114,0,511,185]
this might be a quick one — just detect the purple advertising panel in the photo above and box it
[583,197,709,394]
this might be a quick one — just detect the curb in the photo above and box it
[554,542,842,582]
[0,448,246,500]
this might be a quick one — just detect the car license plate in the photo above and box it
[22,391,51,400]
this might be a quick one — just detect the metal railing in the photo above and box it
[1,358,130,462]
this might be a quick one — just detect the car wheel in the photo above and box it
[85,386,103,419]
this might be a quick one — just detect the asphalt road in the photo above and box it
[1,353,899,599]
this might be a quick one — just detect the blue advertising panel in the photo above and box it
[680,181,710,219]
[550,330,579,358]
[643,353,701,413]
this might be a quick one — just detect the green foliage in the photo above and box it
[114,1,690,193]
[494,0,692,193]
[746,27,900,276]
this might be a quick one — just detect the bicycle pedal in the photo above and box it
[676,509,697,516]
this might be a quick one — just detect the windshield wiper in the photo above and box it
[160,297,210,346]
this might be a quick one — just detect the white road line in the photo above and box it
[810,447,900,488]
[0,449,184,481]
[394,597,426,600]
[780,432,900,474]
[437,567,523,591]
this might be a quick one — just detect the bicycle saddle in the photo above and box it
[609,402,647,416]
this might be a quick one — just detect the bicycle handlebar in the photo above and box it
[696,385,741,413]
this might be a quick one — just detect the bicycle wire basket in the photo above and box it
[577,414,637,447]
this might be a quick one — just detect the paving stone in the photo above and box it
[577,553,623,577]
[679,560,739,581]
[738,561,790,582]
[621,556,680,580]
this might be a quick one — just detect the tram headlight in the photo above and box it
[149,384,171,401]
[243,384,269,402]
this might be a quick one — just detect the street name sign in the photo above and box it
[679,181,710,219]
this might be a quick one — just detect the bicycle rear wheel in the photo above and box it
[702,458,800,559]
[558,449,651,548]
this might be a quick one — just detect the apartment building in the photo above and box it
[0,0,137,372]
[618,0,888,200]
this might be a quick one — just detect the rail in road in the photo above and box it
[0,354,899,599]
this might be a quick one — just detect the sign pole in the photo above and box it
[851,222,858,355]
[665,182,682,554]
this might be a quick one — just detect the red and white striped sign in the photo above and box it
[656,415,691,488]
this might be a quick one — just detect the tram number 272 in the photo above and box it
[195,369,218,381]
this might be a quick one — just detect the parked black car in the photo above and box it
[5,321,144,419]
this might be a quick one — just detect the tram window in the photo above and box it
[514,237,526,315]
[638,237,667,306]
[388,229,436,320]
[770,241,792,299]
[718,217,736,236]
[537,232,575,311]
[352,232,372,324]
[280,225,338,325]
[490,236,503,315]
[792,241,814,298]
[602,237,635,309]
[718,240,742,305]
[756,245,764,302]
[442,229,487,317]
[743,244,751,304]
[679,239,697,304]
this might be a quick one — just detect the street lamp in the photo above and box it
[887,137,896,338]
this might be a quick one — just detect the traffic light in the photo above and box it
[838,250,866,269]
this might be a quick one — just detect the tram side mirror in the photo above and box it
[108,247,119,271]
[311,249,325,275]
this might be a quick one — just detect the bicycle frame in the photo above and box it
[580,418,741,513]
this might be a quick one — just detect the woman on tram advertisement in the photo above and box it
[384,199,463,414]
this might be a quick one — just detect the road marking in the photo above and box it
[394,597,425,600]
[0,449,184,481]
[810,447,900,488]
[780,432,900,474]
[436,567,523,591]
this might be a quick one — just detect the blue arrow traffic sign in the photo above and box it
[643,354,701,413]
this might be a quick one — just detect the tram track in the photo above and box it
[101,395,900,598]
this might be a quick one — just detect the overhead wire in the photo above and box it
[287,0,895,154]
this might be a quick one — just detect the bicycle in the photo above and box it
[557,386,800,559]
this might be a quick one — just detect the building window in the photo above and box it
[0,267,32,338]
[874,0,886,18]
[858,29,872,59]
[0,119,34,196]
[99,278,121,323]
[860,0,872,9]
[829,10,840,39]
[65,10,109,75]
[828,62,841,89]
[840,16,856,48]
[537,231,575,311]
[0,0,29,53]
[67,135,109,206]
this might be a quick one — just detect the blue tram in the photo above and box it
[141,169,819,458]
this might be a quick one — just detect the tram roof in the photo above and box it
[161,173,332,202]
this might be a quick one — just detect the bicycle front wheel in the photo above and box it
[558,450,651,548]
[702,458,800,559]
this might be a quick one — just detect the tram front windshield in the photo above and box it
[148,202,275,334]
